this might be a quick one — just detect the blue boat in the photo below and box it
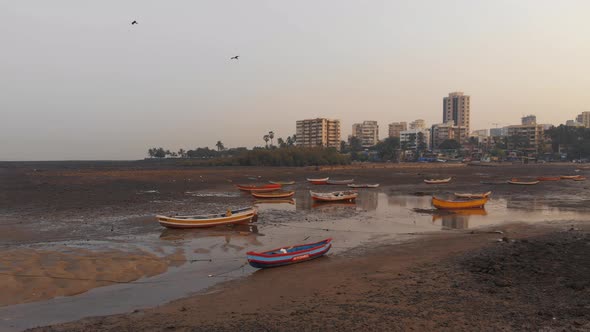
[247,238,332,268]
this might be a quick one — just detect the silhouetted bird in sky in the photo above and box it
[230,56,239,60]
[131,20,138,25]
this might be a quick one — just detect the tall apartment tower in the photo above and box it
[296,118,341,150]
[388,122,407,138]
[443,92,470,142]
[352,121,379,148]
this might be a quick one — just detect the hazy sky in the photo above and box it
[1,1,589,160]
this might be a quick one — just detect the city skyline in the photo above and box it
[1,1,589,160]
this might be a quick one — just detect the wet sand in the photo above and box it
[1,161,589,330]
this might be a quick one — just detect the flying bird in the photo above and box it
[230,56,239,60]
[131,20,138,25]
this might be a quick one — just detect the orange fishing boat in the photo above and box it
[236,184,282,192]
[537,176,561,181]
[251,191,295,199]
[432,196,488,209]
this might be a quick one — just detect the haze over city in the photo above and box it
[1,0,589,160]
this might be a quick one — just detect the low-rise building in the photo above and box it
[400,128,430,150]
[431,121,468,149]
[506,124,544,152]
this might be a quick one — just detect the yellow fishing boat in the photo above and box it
[156,207,257,229]
[432,196,488,209]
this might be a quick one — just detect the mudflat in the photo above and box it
[1,161,589,331]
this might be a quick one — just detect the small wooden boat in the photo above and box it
[432,196,488,209]
[247,238,332,268]
[507,179,540,185]
[347,183,380,188]
[561,175,582,180]
[424,177,452,184]
[156,207,257,229]
[326,179,354,185]
[310,190,358,202]
[537,176,561,181]
[454,191,492,199]
[268,180,295,185]
[307,177,329,185]
[236,183,282,192]
[251,191,295,199]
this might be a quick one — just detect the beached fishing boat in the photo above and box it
[326,179,354,185]
[307,177,329,185]
[251,191,295,199]
[454,191,492,199]
[347,183,380,188]
[247,238,332,268]
[537,176,561,181]
[253,199,295,205]
[507,179,540,185]
[310,190,358,202]
[424,177,452,184]
[561,175,583,180]
[268,180,295,185]
[236,184,282,192]
[156,207,257,229]
[432,196,488,209]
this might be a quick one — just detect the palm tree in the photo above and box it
[277,137,285,148]
[269,131,275,147]
[216,141,225,151]
[263,135,270,148]
[178,148,186,158]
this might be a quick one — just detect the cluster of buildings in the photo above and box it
[295,91,588,156]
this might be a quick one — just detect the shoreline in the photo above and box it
[28,219,590,331]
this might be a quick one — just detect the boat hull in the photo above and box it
[157,208,257,229]
[251,191,295,199]
[424,178,452,184]
[237,184,282,192]
[307,178,329,185]
[247,239,332,268]
[432,197,488,209]
[310,190,358,202]
[348,184,379,188]
[508,180,540,185]
[326,179,354,185]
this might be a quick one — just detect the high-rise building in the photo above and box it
[388,122,407,138]
[296,118,341,150]
[443,92,470,143]
[409,119,426,130]
[521,115,537,125]
[576,112,590,128]
[351,121,379,148]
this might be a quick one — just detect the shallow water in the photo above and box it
[1,191,588,331]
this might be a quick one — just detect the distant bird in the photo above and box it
[230,56,239,60]
[131,20,138,25]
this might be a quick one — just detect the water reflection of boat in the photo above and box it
[254,199,295,205]
[432,209,487,229]
[357,191,378,211]
[159,223,261,241]
[312,201,356,209]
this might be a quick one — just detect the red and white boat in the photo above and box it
[307,177,329,185]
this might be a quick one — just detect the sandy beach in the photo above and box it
[1,161,589,331]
